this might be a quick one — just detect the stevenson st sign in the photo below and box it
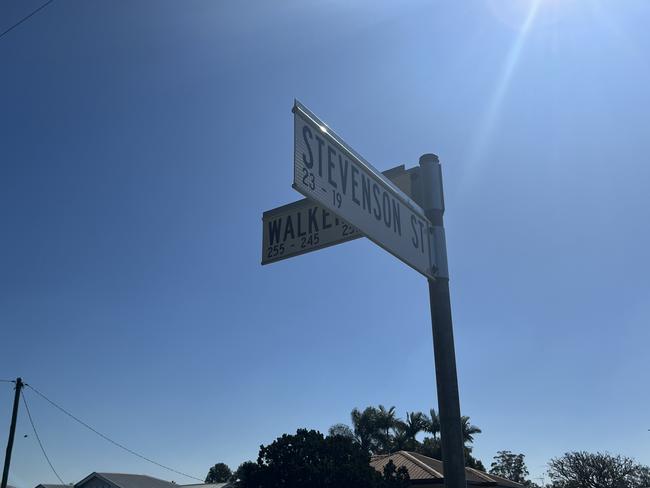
[292,101,436,279]
[262,165,419,265]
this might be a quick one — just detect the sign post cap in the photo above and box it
[419,153,440,166]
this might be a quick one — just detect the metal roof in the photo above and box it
[73,474,235,488]
[370,451,525,488]
[76,473,177,488]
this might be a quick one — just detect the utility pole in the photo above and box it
[419,154,467,488]
[1,377,23,488]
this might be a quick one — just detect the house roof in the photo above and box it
[36,485,69,488]
[370,451,524,488]
[181,485,232,488]
[74,473,234,488]
[76,473,177,488]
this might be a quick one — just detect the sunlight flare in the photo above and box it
[461,0,542,189]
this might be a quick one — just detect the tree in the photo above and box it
[634,465,650,487]
[230,461,259,486]
[349,405,404,454]
[465,452,486,472]
[381,460,411,488]
[490,451,530,483]
[457,415,484,470]
[460,416,482,445]
[548,451,650,488]
[238,428,409,488]
[328,423,355,440]
[393,412,426,451]
[418,436,441,460]
[333,405,485,469]
[351,406,382,453]
[205,462,232,483]
[424,409,441,440]
[375,405,398,453]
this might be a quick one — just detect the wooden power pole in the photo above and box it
[1,377,23,488]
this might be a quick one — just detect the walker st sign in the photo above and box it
[292,101,437,279]
[262,199,361,265]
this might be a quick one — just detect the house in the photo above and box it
[371,451,525,488]
[36,473,233,488]
[76,473,178,488]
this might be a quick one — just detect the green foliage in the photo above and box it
[548,451,650,488]
[490,451,530,483]
[424,409,441,439]
[327,423,356,440]
[393,412,427,452]
[230,461,259,485]
[418,436,441,459]
[205,462,233,483]
[334,404,485,470]
[217,404,489,486]
[237,428,409,488]
[460,416,482,444]
[381,460,410,488]
[212,413,650,488]
[350,405,398,454]
[465,451,486,472]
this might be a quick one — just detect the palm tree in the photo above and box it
[393,411,426,451]
[348,405,402,454]
[460,415,481,445]
[404,411,426,437]
[341,405,473,456]
[375,405,398,453]
[351,406,377,453]
[424,408,441,440]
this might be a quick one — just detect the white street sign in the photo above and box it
[262,199,361,265]
[292,101,437,279]
[262,165,418,265]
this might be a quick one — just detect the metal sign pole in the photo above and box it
[418,154,467,488]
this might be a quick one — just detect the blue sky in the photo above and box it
[1,0,649,485]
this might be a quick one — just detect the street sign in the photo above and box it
[262,165,419,265]
[292,101,437,279]
[263,102,466,488]
[262,199,361,265]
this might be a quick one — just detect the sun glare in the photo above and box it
[460,0,543,190]
[487,0,576,31]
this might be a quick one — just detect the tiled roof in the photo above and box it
[370,451,524,487]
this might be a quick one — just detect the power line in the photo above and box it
[0,0,55,40]
[25,383,203,482]
[0,380,15,383]
[21,390,67,485]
